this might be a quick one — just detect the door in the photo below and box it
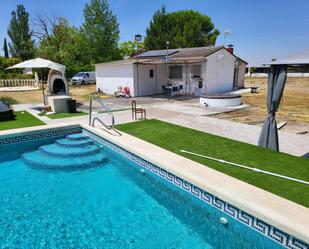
[233,68,239,87]
[138,65,157,96]
[191,64,202,95]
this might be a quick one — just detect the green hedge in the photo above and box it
[0,96,19,105]
[0,57,34,80]
[0,73,34,79]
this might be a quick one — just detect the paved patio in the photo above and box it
[12,96,309,157]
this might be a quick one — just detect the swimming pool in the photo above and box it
[0,126,307,248]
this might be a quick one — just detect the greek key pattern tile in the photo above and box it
[0,126,82,146]
[84,129,308,249]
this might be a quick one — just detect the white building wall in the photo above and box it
[247,73,268,78]
[287,73,309,77]
[237,61,247,88]
[133,64,168,96]
[247,72,309,78]
[134,64,156,96]
[95,63,134,95]
[156,64,168,93]
[205,49,235,93]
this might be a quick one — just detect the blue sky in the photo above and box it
[1,0,309,64]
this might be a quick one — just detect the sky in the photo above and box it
[1,0,309,65]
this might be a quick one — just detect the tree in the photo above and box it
[144,7,220,50]
[119,40,145,58]
[249,67,257,77]
[144,6,169,50]
[35,16,93,77]
[0,57,22,79]
[3,38,9,58]
[81,0,121,63]
[7,4,35,60]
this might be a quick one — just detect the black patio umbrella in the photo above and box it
[258,58,309,151]
[258,65,287,151]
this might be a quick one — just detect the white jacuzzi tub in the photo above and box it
[200,93,242,107]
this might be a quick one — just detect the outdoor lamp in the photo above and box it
[135,34,142,42]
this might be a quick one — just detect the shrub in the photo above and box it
[0,72,34,79]
[0,96,19,105]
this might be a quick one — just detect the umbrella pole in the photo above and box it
[41,69,46,106]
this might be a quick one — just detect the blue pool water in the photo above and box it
[0,132,284,248]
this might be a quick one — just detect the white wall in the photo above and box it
[287,73,309,77]
[205,49,236,93]
[133,64,168,96]
[247,72,309,78]
[237,61,247,88]
[247,73,268,78]
[134,64,156,96]
[95,63,134,95]
[156,64,168,92]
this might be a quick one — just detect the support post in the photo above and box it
[89,96,93,126]
[41,70,46,106]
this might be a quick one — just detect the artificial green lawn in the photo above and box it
[46,112,88,119]
[0,111,45,131]
[115,119,309,208]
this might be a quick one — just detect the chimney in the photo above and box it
[226,44,234,54]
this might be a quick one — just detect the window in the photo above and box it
[192,65,201,78]
[169,66,182,79]
[75,72,85,77]
[149,69,154,78]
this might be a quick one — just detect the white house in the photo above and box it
[95,46,247,97]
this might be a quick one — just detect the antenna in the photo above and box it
[223,29,232,46]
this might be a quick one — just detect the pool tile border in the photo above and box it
[0,126,82,146]
[84,129,308,249]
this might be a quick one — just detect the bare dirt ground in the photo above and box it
[213,77,309,134]
[0,84,97,104]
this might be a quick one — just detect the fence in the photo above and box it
[0,79,39,88]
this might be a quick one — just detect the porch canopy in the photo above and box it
[6,58,66,75]
[258,58,309,151]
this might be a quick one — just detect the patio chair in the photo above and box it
[162,85,170,95]
[131,100,146,120]
[178,85,184,95]
[171,86,179,96]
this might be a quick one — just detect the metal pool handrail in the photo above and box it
[89,94,115,130]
